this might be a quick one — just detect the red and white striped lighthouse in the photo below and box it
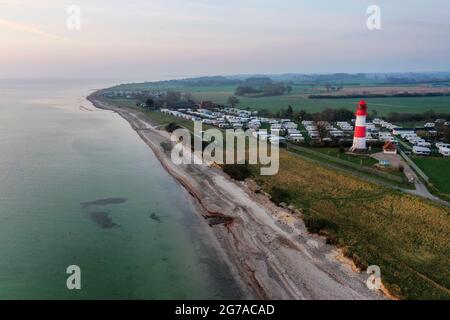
[350,100,368,152]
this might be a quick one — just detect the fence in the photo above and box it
[289,145,407,184]
[398,149,430,183]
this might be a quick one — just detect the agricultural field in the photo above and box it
[254,152,450,300]
[120,82,450,115]
[192,88,450,115]
[412,156,450,197]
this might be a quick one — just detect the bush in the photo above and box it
[352,254,368,271]
[165,122,181,133]
[303,216,339,234]
[160,141,173,152]
[270,187,292,205]
[223,162,253,181]
[309,140,325,148]
[338,140,353,148]
[367,140,384,148]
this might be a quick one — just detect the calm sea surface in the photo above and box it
[0,79,243,299]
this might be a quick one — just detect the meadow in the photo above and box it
[254,152,450,300]
[412,156,450,198]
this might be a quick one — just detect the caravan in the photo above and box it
[439,147,450,157]
[413,146,431,156]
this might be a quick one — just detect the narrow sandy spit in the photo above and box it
[87,93,386,300]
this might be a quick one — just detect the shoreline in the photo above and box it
[87,92,386,300]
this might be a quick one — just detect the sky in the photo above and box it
[1,0,450,80]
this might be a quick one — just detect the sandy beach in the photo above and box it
[87,92,386,300]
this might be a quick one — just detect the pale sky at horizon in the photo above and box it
[1,0,450,80]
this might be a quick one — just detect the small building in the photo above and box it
[383,141,397,154]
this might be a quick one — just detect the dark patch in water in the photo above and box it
[149,212,161,223]
[88,212,118,229]
[81,197,127,208]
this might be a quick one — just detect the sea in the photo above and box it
[0,79,244,299]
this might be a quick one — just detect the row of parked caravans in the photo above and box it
[379,132,397,143]
[373,118,400,130]
[303,120,349,140]
[161,109,301,144]
[301,121,320,140]
[336,121,354,131]
[398,131,432,148]
[412,143,450,156]
[161,108,265,130]
[251,131,289,144]
[270,120,305,142]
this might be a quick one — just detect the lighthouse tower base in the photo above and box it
[350,137,367,152]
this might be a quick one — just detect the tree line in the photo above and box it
[235,77,292,97]
[258,106,356,122]
[139,91,196,109]
[309,92,450,99]
[386,110,450,123]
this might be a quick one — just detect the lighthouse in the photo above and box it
[350,100,368,152]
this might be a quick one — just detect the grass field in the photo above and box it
[191,87,450,115]
[104,98,450,299]
[115,82,450,115]
[412,156,450,197]
[254,152,450,300]
[314,147,379,167]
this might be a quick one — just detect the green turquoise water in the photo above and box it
[0,80,243,299]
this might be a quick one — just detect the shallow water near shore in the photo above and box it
[0,79,244,299]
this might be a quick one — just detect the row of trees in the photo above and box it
[436,123,450,142]
[386,110,450,123]
[258,106,356,122]
[235,77,293,97]
[140,91,195,110]
[310,92,450,99]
